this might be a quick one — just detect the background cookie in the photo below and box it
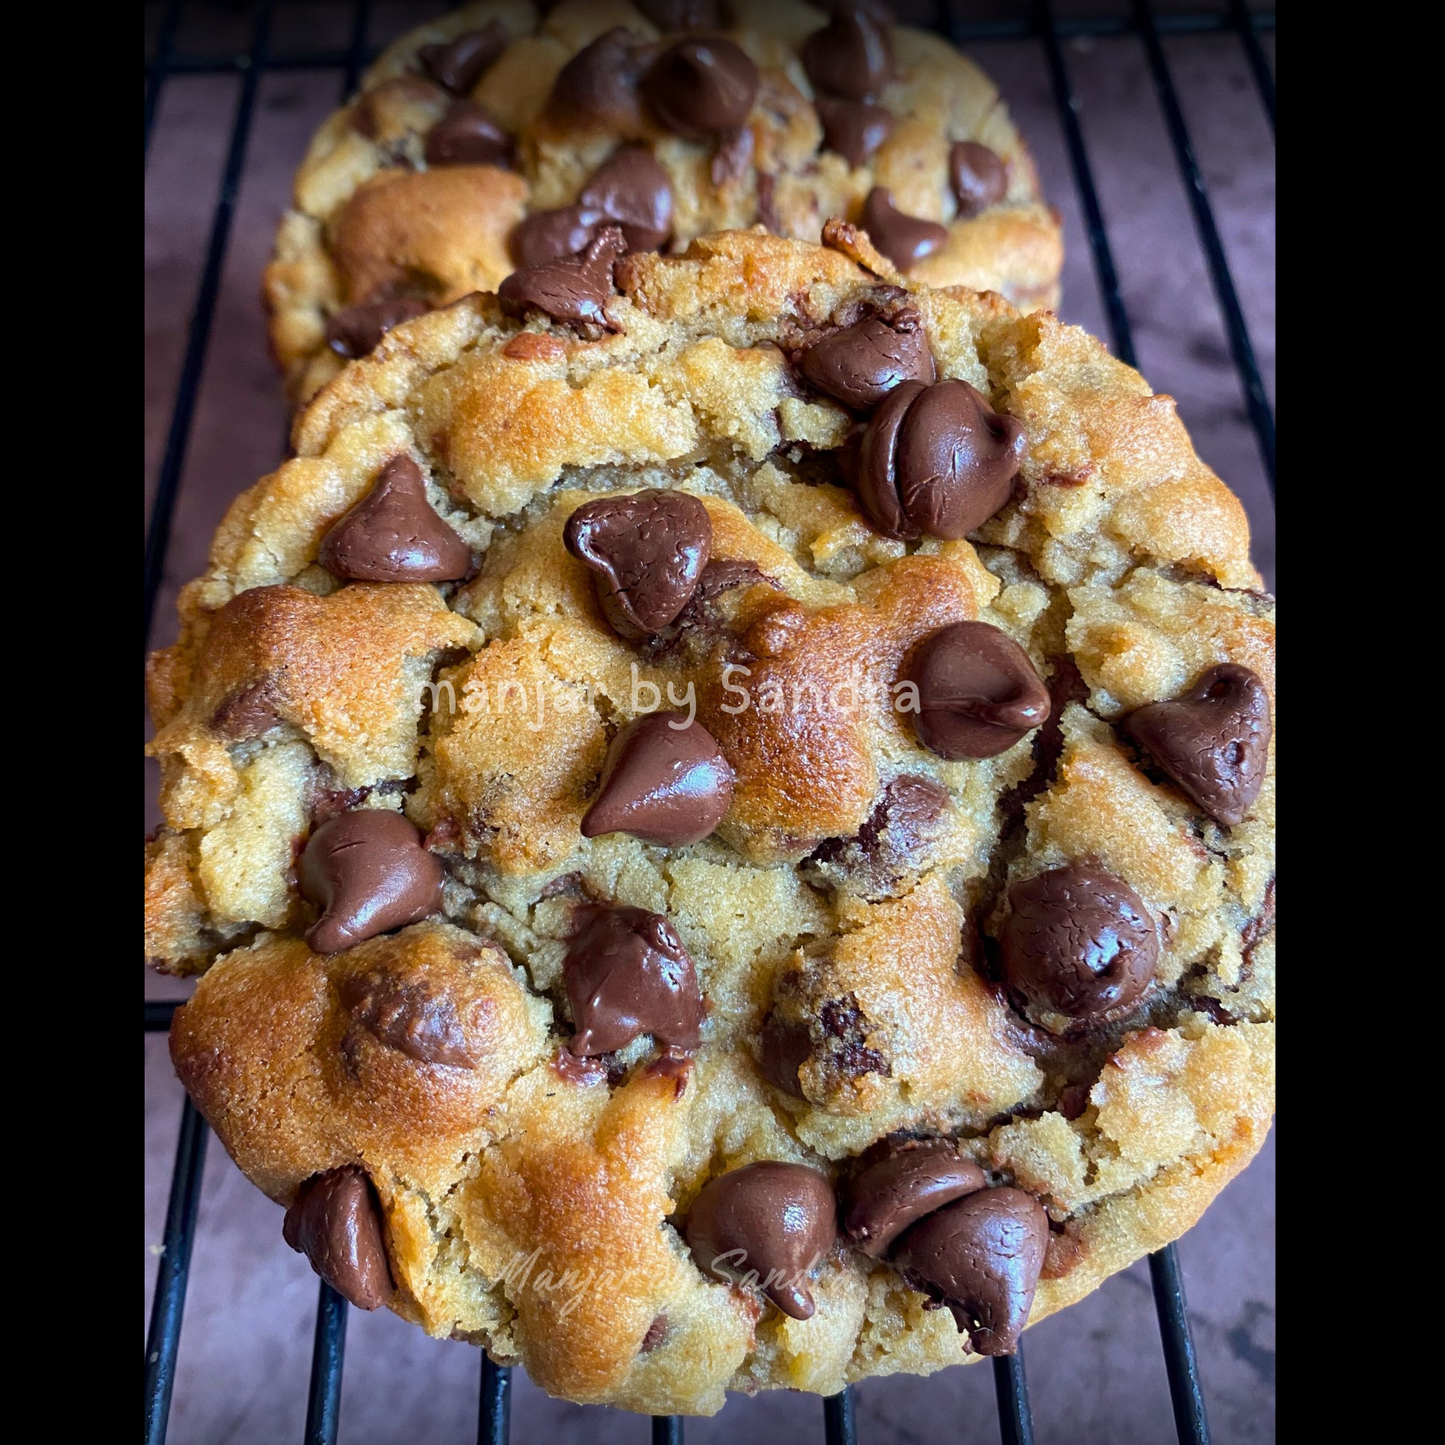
[151,229,1272,1415]
[265,0,1063,403]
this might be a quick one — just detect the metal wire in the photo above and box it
[1133,0,1276,489]
[143,0,275,649]
[305,1283,350,1445]
[144,4,1273,1439]
[478,1358,512,1445]
[143,1098,210,1445]
[1149,1246,1212,1445]
[992,1349,1035,1445]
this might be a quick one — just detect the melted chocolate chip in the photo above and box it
[862,187,947,272]
[511,205,599,268]
[318,455,474,583]
[578,145,674,253]
[643,36,758,139]
[757,1012,812,1097]
[950,141,1008,217]
[906,622,1050,759]
[417,23,506,96]
[548,28,653,131]
[337,970,476,1068]
[711,124,755,186]
[498,226,626,330]
[298,810,443,954]
[282,1166,394,1310]
[803,5,895,100]
[815,96,893,167]
[582,712,734,845]
[423,99,512,167]
[893,1187,1048,1355]
[640,1312,669,1353]
[636,0,722,27]
[841,1138,986,1258]
[998,864,1159,1021]
[210,675,281,740]
[563,903,704,1055]
[1124,664,1271,828]
[799,309,935,411]
[564,490,713,638]
[804,775,950,898]
[325,297,430,360]
[855,378,1026,539]
[684,1161,837,1319]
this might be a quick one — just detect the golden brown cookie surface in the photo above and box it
[155,229,1272,1414]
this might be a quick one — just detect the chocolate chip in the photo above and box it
[582,712,733,845]
[906,622,1049,760]
[640,1312,670,1353]
[841,1138,986,1258]
[804,775,950,898]
[325,297,430,360]
[861,187,947,272]
[548,28,652,131]
[802,5,895,101]
[683,1161,837,1319]
[417,23,506,95]
[756,171,781,232]
[563,904,704,1055]
[337,970,476,1068]
[511,205,599,269]
[711,124,755,187]
[643,36,759,139]
[423,99,512,167]
[298,810,443,954]
[563,490,712,638]
[636,0,723,28]
[498,225,626,330]
[1124,663,1271,828]
[318,455,475,583]
[815,96,893,167]
[578,145,674,253]
[950,141,1007,217]
[210,675,281,740]
[282,1166,394,1310]
[757,1012,812,1098]
[855,378,1026,539]
[893,1187,1048,1355]
[998,864,1159,1020]
[799,309,935,411]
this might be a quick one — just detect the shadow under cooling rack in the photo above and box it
[144,4,1275,1442]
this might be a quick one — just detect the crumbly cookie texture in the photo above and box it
[156,228,1273,1415]
[266,0,1062,403]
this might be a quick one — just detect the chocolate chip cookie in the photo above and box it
[265,0,1063,403]
[154,227,1273,1415]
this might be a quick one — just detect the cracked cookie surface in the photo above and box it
[265,0,1062,404]
[154,226,1273,1415]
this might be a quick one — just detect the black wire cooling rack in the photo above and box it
[144,4,1276,1442]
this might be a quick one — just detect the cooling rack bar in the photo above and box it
[652,1415,684,1444]
[143,0,274,649]
[144,0,184,155]
[144,1098,210,1445]
[1228,0,1276,129]
[306,1282,350,1445]
[823,1387,857,1445]
[1031,0,1136,367]
[478,1358,512,1445]
[1149,1245,1212,1445]
[1134,0,1276,490]
[146,999,182,1031]
[992,1349,1035,1445]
